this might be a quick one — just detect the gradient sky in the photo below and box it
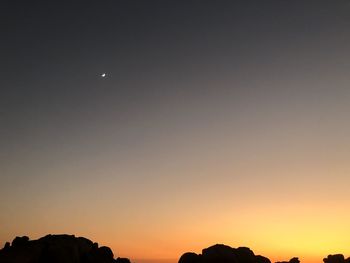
[1,1,350,262]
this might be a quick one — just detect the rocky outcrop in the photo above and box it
[0,234,130,263]
[324,254,350,263]
[276,257,300,263]
[179,252,201,263]
[115,258,131,263]
[178,244,271,263]
[256,255,271,263]
[11,236,30,247]
[3,236,349,263]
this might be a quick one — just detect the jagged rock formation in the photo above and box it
[324,255,350,263]
[178,244,271,263]
[0,234,131,263]
[3,236,349,263]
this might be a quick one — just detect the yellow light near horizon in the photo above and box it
[219,205,350,261]
[105,201,350,261]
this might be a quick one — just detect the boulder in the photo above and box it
[256,255,271,263]
[11,236,29,247]
[179,252,201,263]
[202,244,237,263]
[235,247,256,263]
[179,244,271,263]
[116,257,131,263]
[276,258,300,263]
[324,255,346,263]
[3,242,10,250]
[0,234,130,263]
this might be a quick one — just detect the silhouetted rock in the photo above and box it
[202,244,237,263]
[95,246,114,262]
[3,242,10,250]
[116,257,131,263]
[290,258,300,263]
[179,252,201,263]
[11,236,29,247]
[256,255,271,263]
[0,234,131,263]
[235,247,256,263]
[324,255,348,263]
[179,244,271,263]
[276,258,300,263]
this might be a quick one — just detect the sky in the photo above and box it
[1,1,350,262]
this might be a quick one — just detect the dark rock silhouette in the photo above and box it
[179,244,271,263]
[179,252,201,263]
[324,255,350,263]
[256,255,271,263]
[0,234,131,263]
[11,236,29,247]
[116,257,131,263]
[3,237,349,263]
[3,242,10,251]
[289,258,300,263]
[276,257,300,263]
